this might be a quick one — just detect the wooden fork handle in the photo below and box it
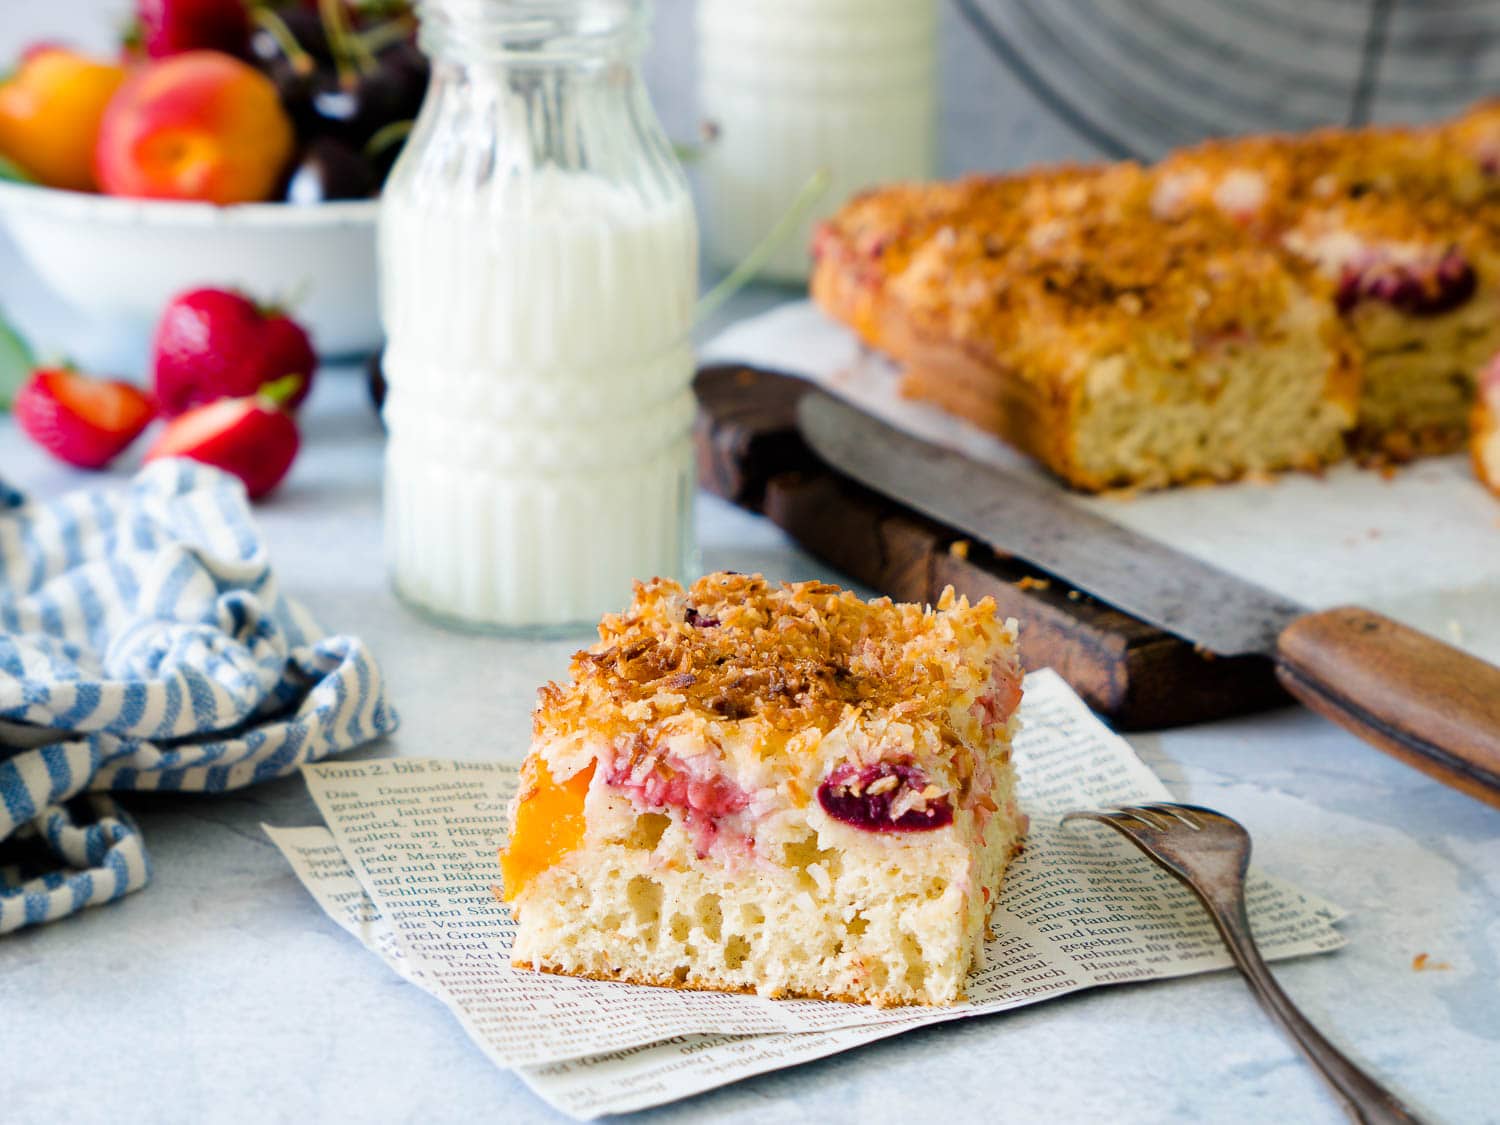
[1275,607,1500,809]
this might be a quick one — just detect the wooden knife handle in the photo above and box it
[1275,607,1500,808]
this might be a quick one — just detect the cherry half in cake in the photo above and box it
[499,573,1026,1007]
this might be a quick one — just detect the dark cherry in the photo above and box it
[684,606,719,628]
[248,8,331,134]
[377,39,430,121]
[269,6,335,63]
[817,761,953,833]
[1336,249,1477,318]
[310,65,414,147]
[264,57,319,134]
[284,136,379,203]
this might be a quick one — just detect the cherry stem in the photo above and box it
[259,374,305,408]
[365,118,414,158]
[323,0,379,77]
[317,0,360,83]
[355,16,418,55]
[251,7,316,77]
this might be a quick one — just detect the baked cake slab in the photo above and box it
[814,170,1361,492]
[499,573,1027,1007]
[813,108,1500,493]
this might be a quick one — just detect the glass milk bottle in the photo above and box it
[379,0,698,634]
[697,0,938,282]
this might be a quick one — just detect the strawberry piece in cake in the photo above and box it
[499,573,1026,1007]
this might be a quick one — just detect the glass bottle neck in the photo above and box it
[419,0,649,67]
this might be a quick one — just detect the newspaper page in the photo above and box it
[264,824,941,1117]
[275,671,1346,1108]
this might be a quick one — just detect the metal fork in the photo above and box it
[1062,802,1422,1125]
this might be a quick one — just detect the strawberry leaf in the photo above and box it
[0,309,35,410]
[259,373,305,407]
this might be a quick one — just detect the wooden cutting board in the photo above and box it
[694,363,1288,731]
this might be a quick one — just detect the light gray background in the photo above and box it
[2,7,1498,1125]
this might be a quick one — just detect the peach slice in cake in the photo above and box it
[498,573,1026,1007]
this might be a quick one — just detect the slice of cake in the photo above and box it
[498,573,1026,1007]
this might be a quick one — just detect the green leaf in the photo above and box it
[0,154,34,184]
[258,372,305,408]
[0,309,35,411]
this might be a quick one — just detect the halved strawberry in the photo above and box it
[14,368,155,469]
[144,375,301,499]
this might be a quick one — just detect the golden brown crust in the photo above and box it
[892,207,1322,378]
[535,573,1014,743]
[1154,126,1494,232]
[512,959,955,1008]
[812,226,1094,486]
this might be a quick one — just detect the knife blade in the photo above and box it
[797,389,1500,807]
[797,391,1303,657]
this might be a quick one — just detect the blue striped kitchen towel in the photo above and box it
[0,459,398,933]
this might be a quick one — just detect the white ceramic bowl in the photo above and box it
[0,181,381,361]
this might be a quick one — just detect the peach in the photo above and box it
[498,760,595,902]
[0,48,126,192]
[95,50,293,204]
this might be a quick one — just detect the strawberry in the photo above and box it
[151,288,316,417]
[136,0,251,59]
[144,375,301,499]
[14,368,155,469]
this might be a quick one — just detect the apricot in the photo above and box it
[0,48,126,192]
[499,760,594,902]
[95,50,293,204]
